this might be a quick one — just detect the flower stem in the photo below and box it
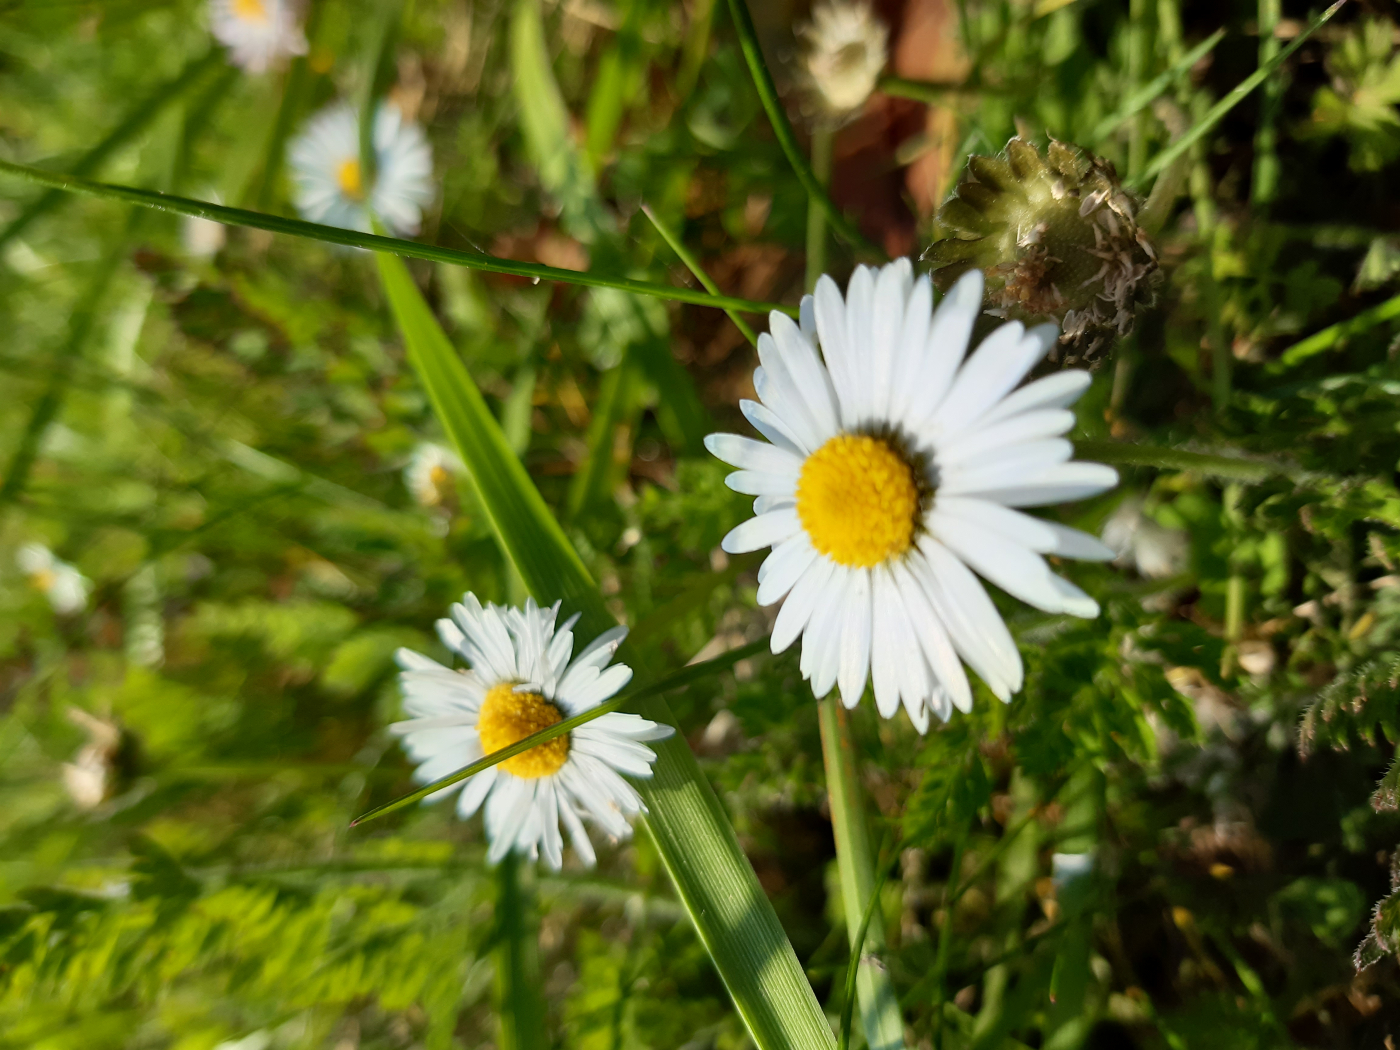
[817,698,904,1050]
[495,851,549,1050]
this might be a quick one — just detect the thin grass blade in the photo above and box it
[0,159,794,316]
[1128,1,1347,189]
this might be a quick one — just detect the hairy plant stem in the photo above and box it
[818,699,904,1050]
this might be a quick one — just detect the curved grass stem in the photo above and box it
[725,0,883,260]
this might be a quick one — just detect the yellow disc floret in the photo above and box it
[477,682,570,778]
[336,158,365,200]
[232,0,270,23]
[796,433,920,568]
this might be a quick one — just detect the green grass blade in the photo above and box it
[373,251,837,1050]
[642,204,759,347]
[819,699,904,1050]
[0,48,220,252]
[1128,1,1346,189]
[725,0,882,260]
[0,215,135,512]
[1271,290,1400,369]
[0,159,794,316]
[511,0,612,239]
[566,351,636,520]
[1089,28,1224,145]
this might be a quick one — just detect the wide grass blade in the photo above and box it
[0,159,794,317]
[0,49,220,252]
[373,251,837,1050]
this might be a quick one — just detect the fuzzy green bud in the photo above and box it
[924,137,1159,366]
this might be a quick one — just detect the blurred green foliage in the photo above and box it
[5,0,1400,1047]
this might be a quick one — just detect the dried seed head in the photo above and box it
[923,137,1160,367]
[798,0,889,120]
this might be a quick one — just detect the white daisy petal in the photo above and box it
[756,533,819,607]
[703,433,804,474]
[741,399,810,456]
[725,470,798,497]
[937,409,1077,466]
[977,370,1093,427]
[887,275,935,427]
[769,312,841,437]
[389,593,662,869]
[721,508,801,554]
[961,461,1119,507]
[836,569,872,708]
[771,556,837,654]
[908,269,983,425]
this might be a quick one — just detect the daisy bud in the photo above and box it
[798,0,890,121]
[924,138,1160,366]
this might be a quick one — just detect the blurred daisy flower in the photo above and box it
[705,261,1117,729]
[1101,495,1188,580]
[798,0,889,120]
[404,442,462,507]
[390,595,672,870]
[17,543,90,615]
[289,101,434,237]
[208,0,307,74]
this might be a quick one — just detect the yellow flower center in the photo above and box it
[477,683,570,779]
[231,0,269,23]
[336,158,365,200]
[31,569,57,593]
[796,433,920,568]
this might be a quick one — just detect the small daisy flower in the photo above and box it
[705,261,1118,729]
[390,595,673,870]
[17,543,90,615]
[799,0,889,120]
[208,0,308,74]
[404,442,461,507]
[288,101,434,237]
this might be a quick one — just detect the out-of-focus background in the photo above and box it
[5,0,1400,1046]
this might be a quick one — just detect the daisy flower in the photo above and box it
[390,595,672,870]
[403,442,461,507]
[704,261,1118,730]
[288,101,434,237]
[798,0,889,120]
[17,543,90,615]
[208,0,308,74]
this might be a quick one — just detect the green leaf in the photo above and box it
[373,250,837,1050]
